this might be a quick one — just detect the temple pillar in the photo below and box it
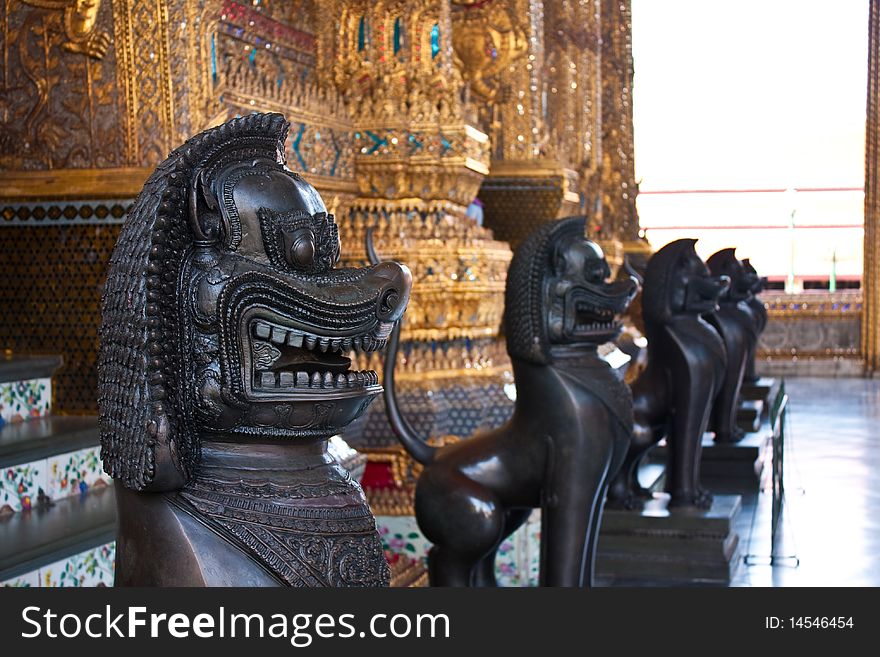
[863,0,880,373]
[599,0,650,269]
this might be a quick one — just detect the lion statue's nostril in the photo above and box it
[381,289,400,313]
[370,262,412,322]
[376,285,405,321]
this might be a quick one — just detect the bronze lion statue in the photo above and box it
[705,248,761,443]
[606,239,729,510]
[99,113,412,586]
[375,216,637,586]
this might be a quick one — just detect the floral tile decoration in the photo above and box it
[376,511,541,586]
[40,542,116,587]
[47,447,112,500]
[2,543,116,588]
[376,516,432,562]
[1,570,40,587]
[495,510,541,587]
[0,459,48,514]
[0,377,51,426]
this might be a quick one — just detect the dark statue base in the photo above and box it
[702,430,772,483]
[736,400,763,433]
[596,493,742,586]
[741,377,776,404]
[650,425,772,485]
[737,377,777,431]
[741,376,777,419]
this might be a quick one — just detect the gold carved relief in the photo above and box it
[21,0,110,59]
[451,0,527,102]
[1,0,124,169]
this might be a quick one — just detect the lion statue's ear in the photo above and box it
[188,170,225,245]
[552,239,570,276]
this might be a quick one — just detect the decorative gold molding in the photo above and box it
[487,158,574,179]
[621,239,654,255]
[759,349,861,360]
[0,167,152,200]
[218,75,352,133]
[303,174,359,196]
[764,292,863,319]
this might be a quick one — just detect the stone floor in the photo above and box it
[728,377,880,586]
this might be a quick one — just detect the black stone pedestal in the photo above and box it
[596,493,742,586]
[701,428,772,483]
[736,400,763,432]
[741,377,776,403]
[649,426,772,485]
[741,377,777,422]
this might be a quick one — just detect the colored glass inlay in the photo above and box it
[430,24,440,59]
[358,16,367,52]
[394,18,403,55]
[211,34,217,82]
[330,133,341,177]
[407,133,423,154]
[364,131,388,154]
[440,136,452,155]
[291,123,308,170]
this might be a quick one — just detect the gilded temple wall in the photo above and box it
[0,0,643,416]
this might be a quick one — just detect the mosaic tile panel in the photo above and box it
[0,458,47,514]
[39,542,116,587]
[47,446,112,499]
[376,512,542,587]
[0,377,51,427]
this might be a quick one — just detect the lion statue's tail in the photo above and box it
[365,229,437,466]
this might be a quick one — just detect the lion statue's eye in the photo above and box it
[585,263,606,282]
[285,228,317,269]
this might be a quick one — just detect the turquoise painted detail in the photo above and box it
[210,34,217,82]
[440,136,452,155]
[430,24,440,58]
[407,133,423,154]
[364,131,388,154]
[394,18,403,54]
[291,123,308,170]
[330,133,341,177]
[358,16,367,52]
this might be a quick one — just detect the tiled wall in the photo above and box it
[1,446,111,513]
[2,542,115,587]
[376,511,542,587]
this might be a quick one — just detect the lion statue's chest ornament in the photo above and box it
[98,113,412,586]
